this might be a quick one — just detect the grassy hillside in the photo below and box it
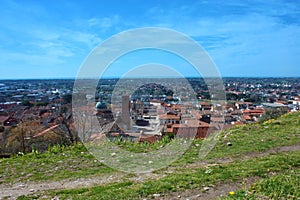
[1,111,299,199]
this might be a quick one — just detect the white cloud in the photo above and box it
[87,15,120,29]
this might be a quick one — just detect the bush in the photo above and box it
[260,107,288,123]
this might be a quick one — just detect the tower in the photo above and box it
[121,95,131,131]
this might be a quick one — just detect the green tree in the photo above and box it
[62,94,73,104]
[260,107,288,122]
[22,100,33,107]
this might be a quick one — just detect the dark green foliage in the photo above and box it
[34,102,48,107]
[260,107,288,122]
[62,94,72,104]
[21,100,33,107]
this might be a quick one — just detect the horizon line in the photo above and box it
[0,76,300,81]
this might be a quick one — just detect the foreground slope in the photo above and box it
[0,111,299,199]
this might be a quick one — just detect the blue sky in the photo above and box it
[0,0,299,79]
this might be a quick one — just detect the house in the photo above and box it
[169,120,211,139]
[235,102,253,110]
[243,109,265,121]
[0,116,9,126]
[0,102,18,110]
[159,111,181,124]
[199,102,212,111]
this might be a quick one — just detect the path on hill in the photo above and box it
[1,144,299,200]
[0,173,122,200]
[0,172,164,200]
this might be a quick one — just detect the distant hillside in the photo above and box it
[0,111,299,199]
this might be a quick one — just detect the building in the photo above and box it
[159,111,181,124]
[169,120,211,139]
[0,116,10,126]
[121,95,131,131]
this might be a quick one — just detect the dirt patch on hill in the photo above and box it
[0,173,124,200]
[160,176,260,200]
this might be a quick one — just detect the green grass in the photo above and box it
[112,136,173,153]
[21,151,300,199]
[211,111,299,156]
[223,168,300,199]
[0,143,114,184]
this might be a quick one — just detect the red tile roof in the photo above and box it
[0,116,9,123]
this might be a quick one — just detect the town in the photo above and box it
[0,77,299,155]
